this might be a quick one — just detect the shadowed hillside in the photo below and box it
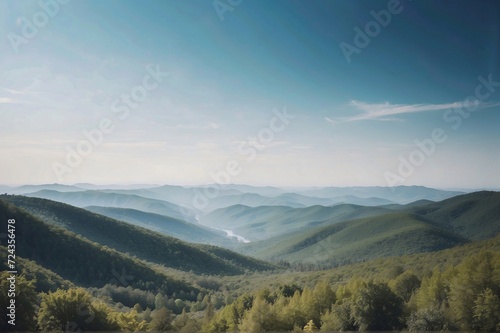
[84,206,231,245]
[0,196,276,276]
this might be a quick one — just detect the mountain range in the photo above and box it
[238,191,500,266]
[1,184,498,279]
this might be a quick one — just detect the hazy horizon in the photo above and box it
[1,1,499,188]
[1,182,499,193]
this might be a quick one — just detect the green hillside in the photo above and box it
[246,212,467,266]
[0,199,198,297]
[0,195,276,276]
[239,191,500,267]
[223,233,500,295]
[84,206,230,245]
[201,204,391,241]
[0,248,73,293]
[410,190,500,240]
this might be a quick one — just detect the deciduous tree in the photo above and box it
[0,273,37,331]
[351,282,404,331]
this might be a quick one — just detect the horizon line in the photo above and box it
[1,182,499,192]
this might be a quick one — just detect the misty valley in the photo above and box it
[1,184,499,332]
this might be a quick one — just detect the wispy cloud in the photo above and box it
[326,99,495,124]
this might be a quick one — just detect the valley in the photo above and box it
[1,183,499,331]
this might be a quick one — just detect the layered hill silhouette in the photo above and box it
[84,206,230,245]
[0,196,276,281]
[0,199,199,298]
[1,185,496,273]
[9,184,463,213]
[200,203,392,241]
[24,189,194,222]
[239,191,500,266]
[118,184,462,209]
[295,185,464,204]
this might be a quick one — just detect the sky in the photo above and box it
[0,0,499,188]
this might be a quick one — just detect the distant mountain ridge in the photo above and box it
[3,184,465,212]
[5,183,84,194]
[24,189,194,222]
[295,185,464,204]
[239,191,500,267]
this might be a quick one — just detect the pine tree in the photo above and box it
[283,290,307,329]
[415,269,449,310]
[447,253,495,330]
[204,297,215,324]
[239,297,281,332]
[303,319,318,332]
[132,303,143,313]
[149,307,173,331]
[472,288,500,331]
[155,292,166,310]
[313,280,336,315]
[301,287,321,327]
[141,307,152,323]
[112,309,147,332]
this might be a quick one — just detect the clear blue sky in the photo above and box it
[1,0,499,188]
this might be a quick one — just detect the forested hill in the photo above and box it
[84,205,230,245]
[0,199,197,297]
[240,191,500,266]
[0,196,276,277]
[407,190,500,240]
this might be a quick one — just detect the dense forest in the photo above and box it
[1,238,500,331]
[205,250,500,332]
